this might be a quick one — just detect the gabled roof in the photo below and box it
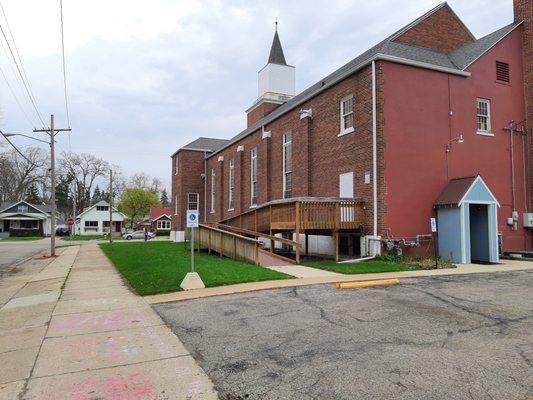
[171,137,230,157]
[268,30,287,65]
[150,207,172,221]
[449,22,523,70]
[76,200,125,219]
[0,200,51,215]
[434,175,499,207]
[205,3,520,159]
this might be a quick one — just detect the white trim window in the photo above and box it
[157,220,171,230]
[476,98,492,134]
[210,169,215,213]
[339,95,354,136]
[282,132,292,199]
[228,159,235,210]
[250,148,258,206]
[174,155,179,175]
[174,195,178,215]
[17,204,28,213]
[187,193,199,211]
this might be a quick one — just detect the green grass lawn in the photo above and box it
[0,236,44,241]
[302,259,419,274]
[100,241,293,295]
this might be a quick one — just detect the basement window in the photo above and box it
[476,98,492,135]
[496,61,510,83]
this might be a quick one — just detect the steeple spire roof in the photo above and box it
[267,23,287,65]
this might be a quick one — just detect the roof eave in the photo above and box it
[170,148,213,158]
[461,21,523,71]
[207,54,469,159]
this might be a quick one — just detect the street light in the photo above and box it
[2,132,51,145]
[445,134,465,180]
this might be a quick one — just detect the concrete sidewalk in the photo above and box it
[145,259,533,304]
[0,244,217,400]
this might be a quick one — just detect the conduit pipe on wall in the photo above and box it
[371,61,378,236]
[509,121,517,230]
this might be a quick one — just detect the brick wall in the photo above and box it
[205,65,379,234]
[395,5,474,52]
[514,0,533,210]
[247,101,281,127]
[170,150,206,231]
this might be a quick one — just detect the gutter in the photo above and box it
[206,54,470,159]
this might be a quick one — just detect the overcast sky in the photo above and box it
[0,0,513,190]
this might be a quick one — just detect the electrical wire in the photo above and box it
[0,128,35,165]
[59,0,71,130]
[0,61,35,128]
[0,3,46,127]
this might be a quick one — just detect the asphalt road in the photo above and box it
[155,271,533,400]
[0,239,50,272]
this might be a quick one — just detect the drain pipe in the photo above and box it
[204,151,207,223]
[372,61,378,236]
[509,121,518,230]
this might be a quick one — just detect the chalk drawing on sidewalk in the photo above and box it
[71,371,157,400]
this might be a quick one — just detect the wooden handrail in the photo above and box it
[198,224,260,243]
[217,223,302,249]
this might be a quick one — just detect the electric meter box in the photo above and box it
[524,213,533,228]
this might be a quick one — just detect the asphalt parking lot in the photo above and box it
[155,271,533,400]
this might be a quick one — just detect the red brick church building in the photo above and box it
[171,1,532,263]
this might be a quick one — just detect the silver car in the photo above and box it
[122,230,156,240]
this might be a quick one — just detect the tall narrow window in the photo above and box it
[339,95,354,135]
[228,159,235,210]
[210,169,215,213]
[250,148,258,206]
[476,98,491,134]
[174,195,178,214]
[174,155,179,175]
[282,132,292,199]
[187,193,198,211]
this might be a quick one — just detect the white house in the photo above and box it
[0,200,52,237]
[76,201,125,235]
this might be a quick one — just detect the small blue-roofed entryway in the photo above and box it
[434,175,499,264]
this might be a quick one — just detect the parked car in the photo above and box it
[56,226,70,236]
[122,230,156,240]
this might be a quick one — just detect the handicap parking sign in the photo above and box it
[187,211,199,228]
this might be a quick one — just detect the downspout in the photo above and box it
[372,61,378,236]
[509,121,517,230]
[204,151,207,223]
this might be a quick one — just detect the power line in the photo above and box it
[0,128,36,165]
[0,61,36,128]
[0,4,45,127]
[59,0,71,129]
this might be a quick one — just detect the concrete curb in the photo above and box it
[144,260,533,304]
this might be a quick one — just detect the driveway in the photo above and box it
[0,239,50,272]
[155,271,533,400]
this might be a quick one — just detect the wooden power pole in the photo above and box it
[109,169,113,243]
[34,114,71,257]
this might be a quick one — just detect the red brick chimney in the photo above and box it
[514,0,533,210]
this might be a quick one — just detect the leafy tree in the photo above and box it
[120,188,161,228]
[160,188,169,208]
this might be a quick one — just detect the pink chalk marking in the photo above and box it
[71,371,157,400]
[55,311,129,330]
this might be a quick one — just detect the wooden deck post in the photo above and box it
[295,201,301,264]
[334,230,340,262]
[208,229,211,254]
[305,232,309,256]
[220,231,223,257]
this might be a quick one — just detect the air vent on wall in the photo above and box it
[496,61,510,83]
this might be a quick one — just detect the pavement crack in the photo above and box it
[292,287,348,329]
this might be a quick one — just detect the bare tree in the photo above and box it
[0,146,48,203]
[128,172,163,197]
[59,152,110,212]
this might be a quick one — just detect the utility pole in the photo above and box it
[109,169,113,243]
[34,114,71,257]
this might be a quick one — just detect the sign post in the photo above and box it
[180,211,204,290]
[430,218,438,268]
